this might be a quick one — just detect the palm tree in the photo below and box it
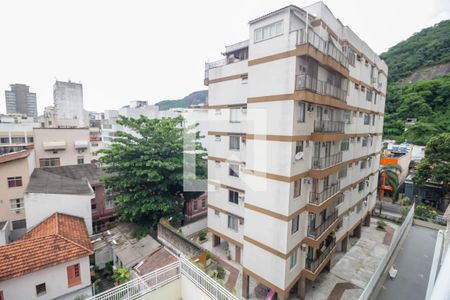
[379,163,403,197]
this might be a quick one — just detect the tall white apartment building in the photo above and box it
[53,80,88,127]
[205,2,387,299]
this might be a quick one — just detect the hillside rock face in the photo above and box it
[401,63,450,84]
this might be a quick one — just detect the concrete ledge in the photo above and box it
[413,219,446,231]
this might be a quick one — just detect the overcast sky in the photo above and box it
[0,0,448,115]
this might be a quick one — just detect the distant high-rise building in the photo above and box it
[53,80,87,127]
[4,84,38,118]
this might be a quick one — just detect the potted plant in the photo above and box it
[112,267,131,286]
[198,229,207,243]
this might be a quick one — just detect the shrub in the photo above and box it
[415,204,437,219]
[216,266,226,280]
[112,267,131,285]
[377,220,387,231]
[198,229,207,241]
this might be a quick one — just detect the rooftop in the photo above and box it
[0,150,30,165]
[134,246,178,275]
[0,213,93,281]
[27,164,105,194]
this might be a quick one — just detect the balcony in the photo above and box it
[310,181,341,205]
[308,210,338,239]
[305,238,336,273]
[314,120,345,133]
[295,74,347,102]
[311,152,343,169]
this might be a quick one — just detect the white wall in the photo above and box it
[25,192,93,235]
[0,257,91,300]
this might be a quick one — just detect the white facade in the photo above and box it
[205,2,387,298]
[24,192,93,234]
[0,257,91,300]
[53,81,87,127]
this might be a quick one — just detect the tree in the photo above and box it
[112,267,131,285]
[414,133,450,191]
[100,115,206,227]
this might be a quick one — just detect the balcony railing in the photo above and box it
[311,152,343,169]
[305,238,336,272]
[308,210,338,239]
[295,74,347,102]
[296,29,349,69]
[310,182,341,205]
[314,120,345,133]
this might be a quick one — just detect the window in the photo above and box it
[215,135,221,142]
[36,283,46,296]
[91,203,97,213]
[105,197,114,209]
[241,75,248,84]
[336,219,343,231]
[228,215,238,232]
[0,137,9,144]
[360,160,367,169]
[229,136,240,150]
[338,166,347,179]
[295,141,304,154]
[202,198,206,208]
[67,263,82,287]
[10,198,24,211]
[193,200,198,210]
[366,90,373,102]
[254,21,283,43]
[289,249,298,269]
[343,110,352,124]
[356,202,362,213]
[358,181,365,192]
[364,114,370,125]
[229,190,239,204]
[354,83,359,90]
[297,102,305,123]
[214,210,220,216]
[291,215,299,234]
[230,109,241,123]
[39,157,60,167]
[362,137,368,147]
[11,136,26,144]
[347,48,356,66]
[77,156,84,164]
[340,140,349,151]
[374,93,377,104]
[7,176,22,188]
[294,179,301,198]
[229,164,239,177]
[372,114,375,126]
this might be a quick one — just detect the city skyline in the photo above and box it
[0,0,448,115]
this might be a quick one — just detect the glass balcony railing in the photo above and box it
[295,74,347,102]
[305,238,336,273]
[308,210,338,240]
[296,29,349,69]
[310,182,341,205]
[311,152,343,169]
[314,120,345,133]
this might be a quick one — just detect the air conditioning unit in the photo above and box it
[303,178,311,184]
[301,243,308,252]
[238,194,245,202]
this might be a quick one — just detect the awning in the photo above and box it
[43,141,66,150]
[74,140,89,149]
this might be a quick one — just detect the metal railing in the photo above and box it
[308,210,339,239]
[310,182,341,205]
[305,238,336,272]
[88,256,238,300]
[296,29,349,69]
[314,120,345,133]
[311,152,343,169]
[295,74,347,102]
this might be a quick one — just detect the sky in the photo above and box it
[0,0,448,115]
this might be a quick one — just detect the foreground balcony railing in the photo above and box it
[88,257,237,300]
[310,182,341,205]
[308,210,338,239]
[314,120,345,133]
[295,74,347,102]
[311,152,343,169]
[305,238,336,273]
[296,28,349,69]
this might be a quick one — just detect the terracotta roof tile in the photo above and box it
[0,213,93,281]
[0,150,30,164]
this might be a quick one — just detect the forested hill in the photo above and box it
[381,20,450,145]
[155,90,207,111]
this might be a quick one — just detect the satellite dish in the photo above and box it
[295,152,304,161]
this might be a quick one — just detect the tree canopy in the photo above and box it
[414,133,450,190]
[100,115,206,227]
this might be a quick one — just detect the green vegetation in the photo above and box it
[380,20,450,83]
[216,266,226,280]
[376,220,387,231]
[100,115,206,228]
[380,163,402,195]
[414,133,450,190]
[381,20,450,145]
[198,229,207,241]
[414,204,438,220]
[112,267,131,285]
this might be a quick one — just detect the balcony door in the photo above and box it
[324,142,331,157]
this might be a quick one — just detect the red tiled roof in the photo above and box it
[134,247,178,275]
[0,150,30,164]
[0,213,93,281]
